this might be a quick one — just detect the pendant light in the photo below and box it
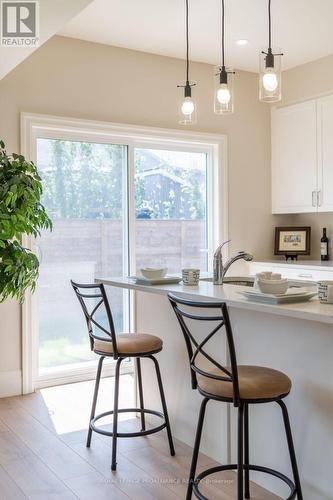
[259,0,283,102]
[178,0,196,124]
[214,0,234,115]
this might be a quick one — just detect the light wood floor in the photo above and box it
[0,376,280,499]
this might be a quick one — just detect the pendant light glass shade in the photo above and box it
[214,0,234,115]
[178,0,196,125]
[178,81,197,124]
[259,48,282,102]
[214,66,234,114]
[259,0,283,103]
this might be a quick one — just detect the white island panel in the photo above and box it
[97,277,333,499]
[136,292,229,465]
[229,308,333,499]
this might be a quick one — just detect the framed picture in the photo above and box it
[274,226,311,259]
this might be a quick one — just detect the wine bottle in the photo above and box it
[321,228,329,261]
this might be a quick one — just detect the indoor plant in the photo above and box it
[0,140,52,302]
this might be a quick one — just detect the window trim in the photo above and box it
[21,112,228,393]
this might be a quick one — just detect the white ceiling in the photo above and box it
[0,0,93,80]
[60,0,333,72]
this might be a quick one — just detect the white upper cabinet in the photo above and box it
[272,94,333,214]
[271,100,318,214]
[317,94,333,212]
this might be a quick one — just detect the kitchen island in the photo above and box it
[97,276,333,500]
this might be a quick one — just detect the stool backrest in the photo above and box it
[168,293,240,406]
[71,281,119,359]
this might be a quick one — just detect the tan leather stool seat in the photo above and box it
[94,334,162,356]
[197,365,291,401]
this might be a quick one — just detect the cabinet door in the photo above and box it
[317,95,333,212]
[271,100,318,214]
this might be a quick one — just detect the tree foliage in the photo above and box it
[134,149,206,220]
[0,141,52,302]
[41,140,123,219]
[41,141,205,221]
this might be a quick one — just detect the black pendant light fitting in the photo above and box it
[261,0,283,70]
[177,0,197,124]
[179,0,195,96]
[218,0,234,85]
[214,0,235,114]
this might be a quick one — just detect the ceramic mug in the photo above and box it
[318,280,333,303]
[182,268,200,286]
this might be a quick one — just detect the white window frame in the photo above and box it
[21,112,228,394]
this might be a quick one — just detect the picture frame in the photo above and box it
[274,226,311,260]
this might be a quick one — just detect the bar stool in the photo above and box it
[71,281,175,470]
[168,293,303,500]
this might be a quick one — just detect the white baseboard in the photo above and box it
[0,364,134,396]
[0,370,22,397]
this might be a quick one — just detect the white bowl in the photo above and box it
[140,268,168,280]
[257,279,289,295]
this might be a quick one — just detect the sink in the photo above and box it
[200,276,255,287]
[200,276,317,289]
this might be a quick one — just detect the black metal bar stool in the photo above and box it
[168,293,303,500]
[71,281,175,470]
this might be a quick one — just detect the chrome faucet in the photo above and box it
[213,240,253,285]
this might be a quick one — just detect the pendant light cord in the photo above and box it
[221,0,225,68]
[268,0,272,49]
[179,0,195,95]
[186,0,189,83]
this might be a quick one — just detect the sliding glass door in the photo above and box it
[25,116,222,389]
[36,139,128,378]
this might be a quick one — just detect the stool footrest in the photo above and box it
[90,408,167,438]
[193,463,296,500]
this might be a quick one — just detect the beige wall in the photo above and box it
[0,35,274,389]
[275,54,333,259]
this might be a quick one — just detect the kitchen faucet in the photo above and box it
[213,240,253,285]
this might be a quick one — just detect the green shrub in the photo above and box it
[0,140,52,302]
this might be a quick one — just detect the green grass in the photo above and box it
[39,337,94,368]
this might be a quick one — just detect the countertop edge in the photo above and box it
[96,277,333,326]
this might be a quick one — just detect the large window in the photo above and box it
[22,114,225,390]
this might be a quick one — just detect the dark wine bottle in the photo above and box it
[321,228,329,261]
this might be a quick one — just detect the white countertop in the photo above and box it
[96,276,333,326]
